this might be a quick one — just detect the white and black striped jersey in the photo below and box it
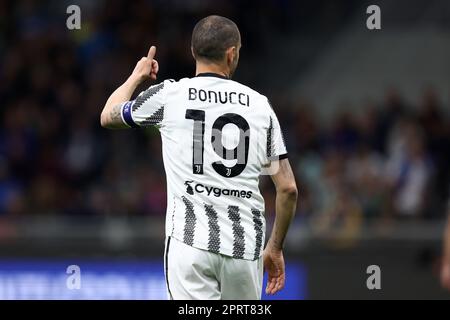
[120,73,288,260]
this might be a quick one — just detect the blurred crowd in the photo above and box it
[265,89,450,233]
[0,0,449,227]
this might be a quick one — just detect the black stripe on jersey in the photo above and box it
[182,196,196,246]
[267,116,289,161]
[228,206,245,259]
[267,116,273,158]
[133,82,165,112]
[280,125,287,150]
[267,98,288,157]
[252,209,264,260]
[141,105,164,126]
[204,204,221,254]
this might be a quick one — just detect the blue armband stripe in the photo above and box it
[122,101,139,128]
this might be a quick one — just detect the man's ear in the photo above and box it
[226,46,237,65]
[191,46,196,59]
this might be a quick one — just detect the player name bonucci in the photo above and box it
[178,304,272,317]
[188,88,250,107]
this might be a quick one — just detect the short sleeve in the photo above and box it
[120,79,173,128]
[266,99,288,161]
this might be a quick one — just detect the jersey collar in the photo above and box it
[195,72,229,80]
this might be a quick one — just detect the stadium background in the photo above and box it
[0,0,449,299]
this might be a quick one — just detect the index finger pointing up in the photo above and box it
[147,46,156,60]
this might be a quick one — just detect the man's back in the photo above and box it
[101,15,297,299]
[124,73,288,260]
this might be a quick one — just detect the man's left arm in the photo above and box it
[100,46,159,129]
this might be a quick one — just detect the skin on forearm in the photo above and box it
[268,190,297,250]
[444,216,450,263]
[267,159,298,251]
[100,75,141,129]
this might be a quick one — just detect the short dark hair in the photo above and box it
[191,15,240,63]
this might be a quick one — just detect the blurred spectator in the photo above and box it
[0,158,26,215]
[385,121,433,218]
[347,143,385,220]
[312,150,363,246]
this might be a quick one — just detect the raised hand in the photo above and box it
[131,46,159,83]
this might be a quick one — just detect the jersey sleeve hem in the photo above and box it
[268,153,289,161]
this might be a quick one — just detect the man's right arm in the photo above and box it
[264,158,298,295]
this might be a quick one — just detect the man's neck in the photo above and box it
[195,63,229,78]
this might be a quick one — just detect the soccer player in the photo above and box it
[100,15,298,300]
